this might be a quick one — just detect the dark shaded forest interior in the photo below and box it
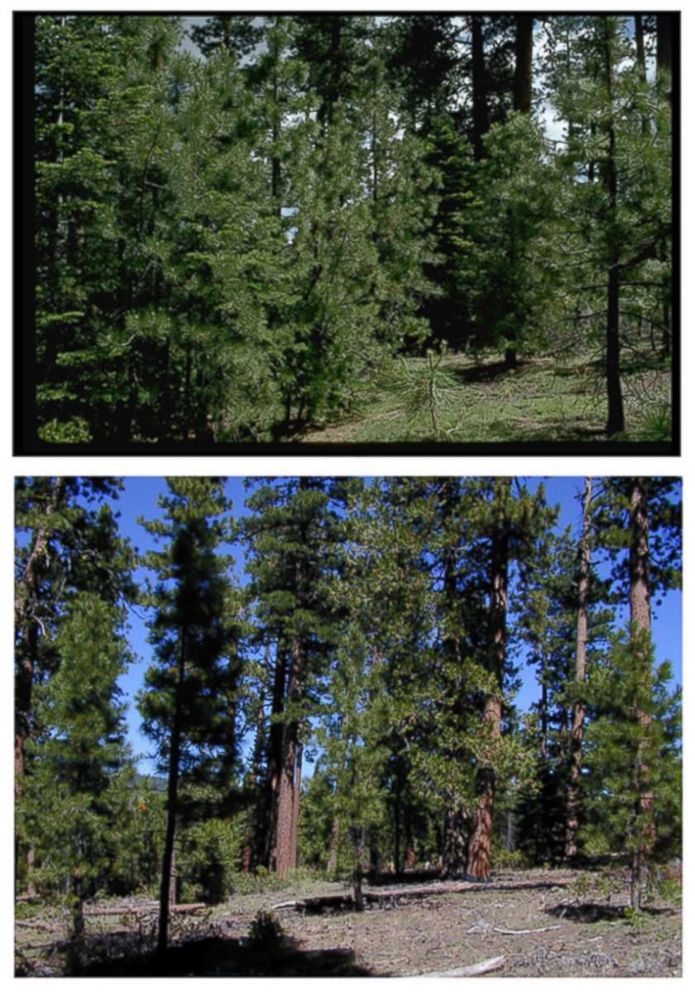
[15,476,681,976]
[28,13,674,447]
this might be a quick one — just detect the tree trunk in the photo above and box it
[503,16,533,371]
[467,482,509,880]
[271,640,304,877]
[565,477,592,860]
[327,817,341,875]
[442,808,468,878]
[157,630,186,956]
[633,16,651,139]
[629,479,654,910]
[656,17,672,357]
[514,15,533,114]
[634,16,646,82]
[393,756,403,874]
[270,18,283,218]
[351,826,367,911]
[605,265,624,435]
[168,842,177,909]
[657,15,672,81]
[272,731,301,876]
[265,644,288,868]
[602,26,624,436]
[66,871,85,973]
[471,16,488,161]
[439,479,469,876]
[241,660,269,872]
[26,847,37,897]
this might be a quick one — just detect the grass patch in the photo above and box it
[299,350,671,445]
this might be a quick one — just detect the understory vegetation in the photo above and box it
[15,476,681,974]
[29,13,674,446]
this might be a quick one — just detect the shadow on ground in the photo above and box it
[448,358,535,384]
[508,421,608,443]
[547,903,676,925]
[18,933,373,978]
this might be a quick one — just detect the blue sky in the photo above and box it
[104,477,682,774]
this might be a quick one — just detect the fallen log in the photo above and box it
[171,903,207,914]
[16,920,58,932]
[84,902,206,918]
[410,955,506,978]
[366,877,574,902]
[16,939,65,953]
[84,907,152,918]
[285,877,575,916]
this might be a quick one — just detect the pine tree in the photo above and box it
[549,16,672,435]
[138,478,242,953]
[20,594,131,960]
[565,477,593,860]
[242,477,343,875]
[590,477,681,905]
[515,525,578,864]
[382,15,463,131]
[34,16,187,443]
[189,14,261,61]
[34,15,125,441]
[465,113,558,361]
[15,477,135,892]
[317,615,390,905]
[465,479,556,879]
[583,631,681,908]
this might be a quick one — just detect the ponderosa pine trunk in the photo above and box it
[270,18,283,219]
[241,652,270,873]
[602,25,625,436]
[265,642,288,868]
[327,816,341,875]
[467,481,509,880]
[656,15,673,357]
[471,16,488,161]
[657,15,672,86]
[513,15,533,114]
[272,734,302,876]
[503,14,533,370]
[565,476,592,860]
[629,479,654,910]
[439,479,469,878]
[634,17,651,139]
[442,809,468,878]
[66,869,85,974]
[157,629,185,957]
[271,640,304,877]
[634,15,646,82]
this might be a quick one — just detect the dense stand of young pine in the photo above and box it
[15,477,681,956]
[32,14,673,444]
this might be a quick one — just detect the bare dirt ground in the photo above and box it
[15,868,681,977]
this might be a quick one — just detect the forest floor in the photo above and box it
[15,866,681,977]
[298,350,672,445]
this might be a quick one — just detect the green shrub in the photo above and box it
[246,912,288,952]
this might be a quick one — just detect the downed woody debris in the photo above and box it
[410,955,506,978]
[84,903,207,919]
[273,877,574,915]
